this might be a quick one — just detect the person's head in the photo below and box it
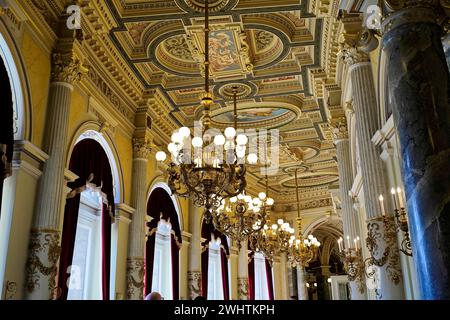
[145,292,162,300]
[194,295,206,301]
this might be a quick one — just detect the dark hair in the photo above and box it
[194,295,207,301]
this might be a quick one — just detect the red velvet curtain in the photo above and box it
[171,236,180,300]
[201,243,209,298]
[144,232,156,296]
[221,250,229,300]
[0,58,14,218]
[248,250,255,300]
[58,194,81,300]
[265,259,274,300]
[101,203,111,300]
[58,139,114,300]
[145,188,182,300]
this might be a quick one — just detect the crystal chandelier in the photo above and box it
[287,168,320,267]
[212,164,274,249]
[250,217,295,264]
[155,1,254,222]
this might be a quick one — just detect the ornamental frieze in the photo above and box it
[87,68,134,123]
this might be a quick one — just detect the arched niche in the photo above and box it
[148,181,183,230]
[67,127,122,204]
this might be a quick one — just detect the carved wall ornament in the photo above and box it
[25,230,61,297]
[126,258,145,300]
[51,53,88,84]
[132,137,152,159]
[187,271,202,300]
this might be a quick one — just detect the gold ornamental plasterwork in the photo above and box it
[126,258,145,300]
[25,230,61,297]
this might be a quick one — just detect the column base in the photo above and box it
[24,229,61,300]
[237,277,248,300]
[187,271,202,300]
[126,257,144,300]
[366,218,404,300]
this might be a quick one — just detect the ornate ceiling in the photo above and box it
[22,0,346,215]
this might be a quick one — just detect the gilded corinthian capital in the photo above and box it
[133,137,152,159]
[340,42,370,66]
[332,118,349,143]
[51,53,87,84]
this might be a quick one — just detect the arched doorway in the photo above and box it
[57,138,117,300]
[145,187,182,300]
[201,219,230,300]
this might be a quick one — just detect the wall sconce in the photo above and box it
[337,236,365,294]
[378,188,412,257]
